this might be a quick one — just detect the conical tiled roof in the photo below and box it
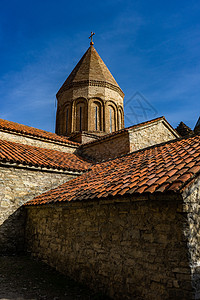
[176,121,194,138]
[57,45,123,96]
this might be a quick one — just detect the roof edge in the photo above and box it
[0,161,85,175]
[24,190,183,207]
[80,116,178,148]
[0,118,79,147]
[0,128,79,148]
[56,79,124,98]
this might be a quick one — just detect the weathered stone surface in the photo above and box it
[26,196,193,299]
[182,177,200,299]
[128,119,177,152]
[79,131,130,162]
[0,166,76,253]
[79,118,177,162]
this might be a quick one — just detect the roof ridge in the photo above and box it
[80,116,176,147]
[89,46,105,81]
[0,118,79,146]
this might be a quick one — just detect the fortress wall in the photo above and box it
[0,165,76,254]
[0,130,77,153]
[26,196,193,300]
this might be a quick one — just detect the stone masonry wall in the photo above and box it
[26,196,194,299]
[182,177,200,299]
[0,130,77,153]
[129,121,177,152]
[79,132,130,162]
[0,165,76,254]
[79,121,177,162]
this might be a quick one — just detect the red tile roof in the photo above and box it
[0,119,78,146]
[0,139,90,172]
[26,134,200,206]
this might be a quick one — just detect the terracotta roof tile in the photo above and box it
[190,165,200,174]
[156,183,171,193]
[26,134,200,206]
[0,139,90,172]
[165,169,177,177]
[156,170,167,177]
[146,177,159,186]
[155,176,169,185]
[118,188,130,195]
[0,119,78,146]
[167,181,183,191]
[186,161,196,168]
[166,174,180,183]
[145,185,158,193]
[135,185,148,194]
[178,173,192,182]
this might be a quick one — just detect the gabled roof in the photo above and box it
[0,119,78,146]
[80,116,180,147]
[0,139,90,172]
[57,45,123,96]
[26,134,200,206]
[176,121,194,138]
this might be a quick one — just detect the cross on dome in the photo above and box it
[89,32,95,45]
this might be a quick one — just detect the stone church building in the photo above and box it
[0,41,200,300]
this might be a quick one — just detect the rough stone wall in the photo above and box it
[129,121,176,152]
[80,132,130,162]
[69,132,102,144]
[0,130,77,153]
[182,177,200,299]
[0,165,76,254]
[79,121,177,162]
[26,196,193,300]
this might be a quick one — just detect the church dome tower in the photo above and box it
[55,41,124,139]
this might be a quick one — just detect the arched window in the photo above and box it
[56,109,64,135]
[66,107,69,134]
[55,109,60,134]
[118,109,123,130]
[109,105,115,133]
[79,106,82,131]
[94,102,101,131]
[76,102,86,131]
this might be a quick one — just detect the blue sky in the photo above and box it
[0,0,200,132]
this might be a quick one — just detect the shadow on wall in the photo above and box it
[193,270,200,300]
[0,255,112,300]
[0,207,26,255]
